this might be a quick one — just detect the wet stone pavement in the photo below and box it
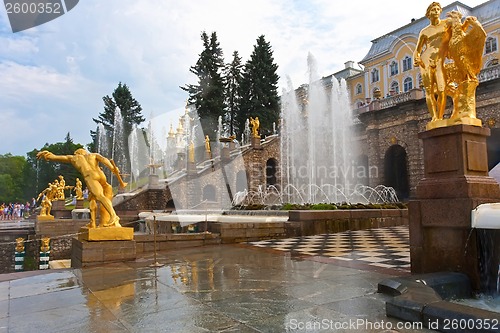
[0,244,436,332]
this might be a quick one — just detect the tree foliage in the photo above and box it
[26,133,83,199]
[224,51,243,136]
[0,154,29,203]
[181,31,226,137]
[91,82,145,174]
[238,35,280,138]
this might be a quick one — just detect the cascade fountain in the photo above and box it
[281,54,368,204]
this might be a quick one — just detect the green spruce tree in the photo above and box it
[239,35,280,138]
[224,51,243,136]
[181,31,226,137]
[91,82,145,175]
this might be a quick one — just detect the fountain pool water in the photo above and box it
[280,54,367,204]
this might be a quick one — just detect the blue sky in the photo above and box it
[0,0,487,156]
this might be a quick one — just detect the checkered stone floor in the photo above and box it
[249,226,410,271]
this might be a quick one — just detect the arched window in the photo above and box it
[390,81,399,94]
[417,74,423,88]
[486,59,499,68]
[202,185,216,202]
[485,37,498,54]
[390,61,399,76]
[355,83,362,95]
[266,159,278,186]
[371,69,379,83]
[402,56,412,72]
[403,77,413,92]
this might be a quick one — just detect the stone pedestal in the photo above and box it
[187,161,197,174]
[51,200,72,219]
[71,238,136,268]
[75,199,84,209]
[409,124,500,290]
[251,136,262,149]
[78,226,134,241]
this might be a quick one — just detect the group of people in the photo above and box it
[0,202,32,220]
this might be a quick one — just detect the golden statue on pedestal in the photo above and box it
[74,178,83,200]
[414,2,486,130]
[188,140,195,163]
[249,117,260,138]
[204,135,211,154]
[36,181,59,218]
[37,148,127,229]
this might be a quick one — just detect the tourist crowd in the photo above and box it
[0,202,32,220]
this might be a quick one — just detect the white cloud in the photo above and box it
[0,0,489,155]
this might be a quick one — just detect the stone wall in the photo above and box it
[357,78,500,198]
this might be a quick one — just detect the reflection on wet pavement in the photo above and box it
[2,245,436,332]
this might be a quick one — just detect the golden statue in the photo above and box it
[204,135,211,154]
[188,140,195,163]
[56,175,73,200]
[249,117,260,138]
[37,181,59,217]
[414,2,486,130]
[15,238,24,253]
[37,148,127,228]
[74,178,83,200]
[40,237,50,253]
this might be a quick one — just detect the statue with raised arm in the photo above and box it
[414,2,486,130]
[74,178,83,200]
[37,148,127,228]
[249,117,260,138]
[37,182,58,218]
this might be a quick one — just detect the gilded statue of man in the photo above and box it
[37,148,126,228]
[249,117,260,138]
[414,2,486,129]
[414,2,452,122]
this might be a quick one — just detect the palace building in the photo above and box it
[321,0,500,200]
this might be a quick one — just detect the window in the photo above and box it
[417,74,423,88]
[403,77,413,92]
[371,69,379,83]
[486,59,499,67]
[403,56,412,71]
[485,37,498,54]
[390,61,399,76]
[390,81,399,94]
[355,83,362,95]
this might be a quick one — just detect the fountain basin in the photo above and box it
[472,203,500,229]
[379,272,500,332]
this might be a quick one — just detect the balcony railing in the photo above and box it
[355,64,500,114]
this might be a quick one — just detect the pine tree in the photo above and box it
[91,82,145,175]
[224,51,243,136]
[181,31,226,137]
[239,35,280,137]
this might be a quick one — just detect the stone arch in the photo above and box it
[384,145,409,200]
[487,128,500,170]
[266,158,278,186]
[202,184,216,202]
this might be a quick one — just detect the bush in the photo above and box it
[310,203,337,210]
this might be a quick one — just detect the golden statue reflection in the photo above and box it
[37,148,127,228]
[414,2,486,130]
